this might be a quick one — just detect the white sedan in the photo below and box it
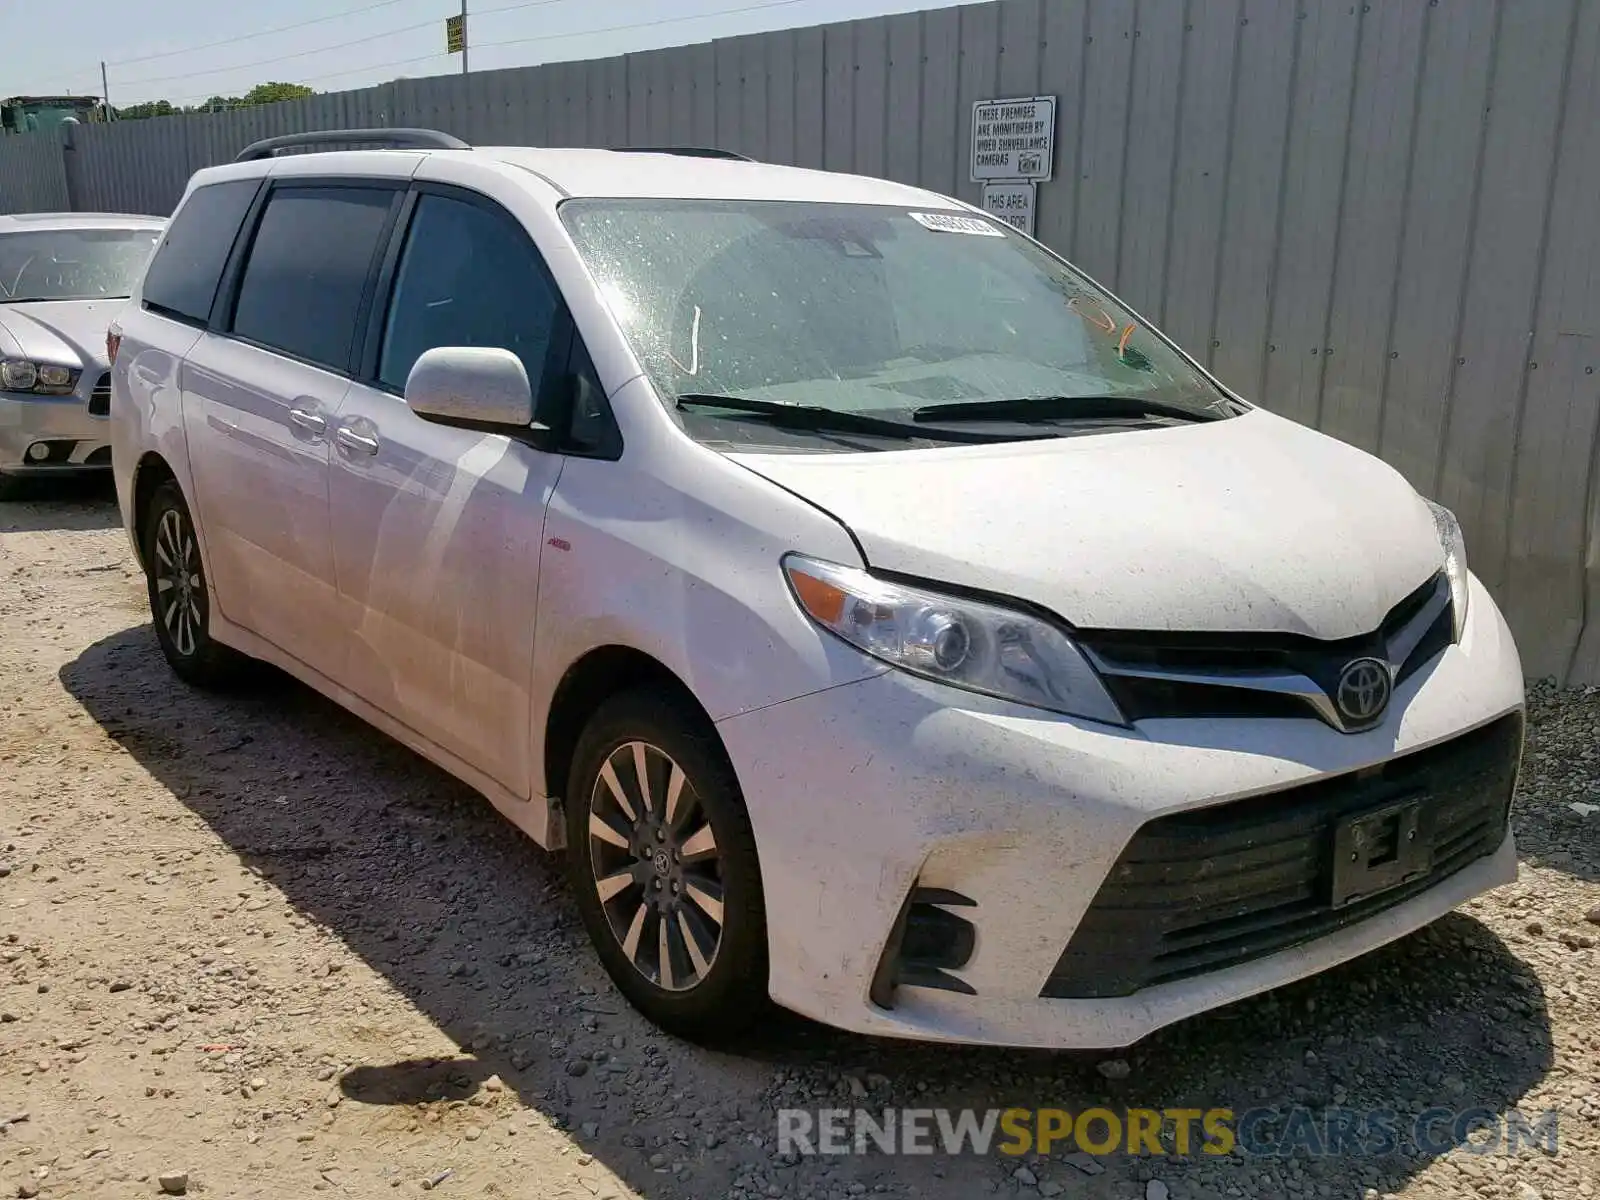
[0,212,163,499]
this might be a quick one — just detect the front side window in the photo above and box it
[378,193,558,393]
[231,186,393,371]
[141,179,258,323]
[0,226,162,304]
[560,199,1237,450]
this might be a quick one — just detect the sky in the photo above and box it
[6,0,968,109]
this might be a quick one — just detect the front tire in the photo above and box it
[141,480,249,689]
[565,688,769,1044]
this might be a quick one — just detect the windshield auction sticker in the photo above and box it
[908,212,1007,237]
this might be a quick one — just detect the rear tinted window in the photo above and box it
[230,186,393,371]
[141,179,258,324]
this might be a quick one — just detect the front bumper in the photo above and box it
[716,574,1523,1049]
[0,391,111,473]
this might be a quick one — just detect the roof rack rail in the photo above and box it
[235,128,470,163]
[612,146,753,161]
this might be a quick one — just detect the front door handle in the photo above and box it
[288,407,327,437]
[335,426,380,456]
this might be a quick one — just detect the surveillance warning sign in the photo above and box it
[970,96,1057,183]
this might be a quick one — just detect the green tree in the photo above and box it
[115,83,316,120]
[115,99,178,120]
[239,82,314,106]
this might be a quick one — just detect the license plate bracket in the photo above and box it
[1330,798,1432,909]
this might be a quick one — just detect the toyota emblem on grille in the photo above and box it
[1336,658,1391,725]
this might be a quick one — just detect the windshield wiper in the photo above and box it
[6,295,129,303]
[675,393,1043,444]
[911,394,1232,425]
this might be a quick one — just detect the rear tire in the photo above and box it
[141,479,251,689]
[564,687,770,1044]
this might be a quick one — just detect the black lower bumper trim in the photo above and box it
[1041,712,1522,999]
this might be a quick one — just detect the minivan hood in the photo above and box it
[729,409,1445,640]
[0,300,120,370]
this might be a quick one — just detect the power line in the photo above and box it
[117,18,440,88]
[115,0,582,95]
[308,53,450,85]
[167,52,450,106]
[480,0,809,51]
[149,0,812,105]
[472,0,593,15]
[333,0,813,81]
[108,0,420,68]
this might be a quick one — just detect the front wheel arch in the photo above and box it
[542,645,717,810]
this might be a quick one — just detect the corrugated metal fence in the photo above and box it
[3,0,1598,683]
[0,129,70,212]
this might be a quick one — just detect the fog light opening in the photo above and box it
[868,885,978,1010]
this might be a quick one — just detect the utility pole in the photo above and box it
[461,0,469,74]
[100,61,114,121]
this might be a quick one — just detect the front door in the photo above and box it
[329,188,568,794]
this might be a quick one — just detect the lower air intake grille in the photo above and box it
[1041,712,1522,999]
[870,887,978,1007]
[88,372,111,416]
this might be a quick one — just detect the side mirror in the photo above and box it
[404,346,534,431]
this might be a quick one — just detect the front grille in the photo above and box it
[1040,712,1522,999]
[1080,572,1454,727]
[87,372,111,416]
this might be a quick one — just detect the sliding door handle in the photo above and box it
[288,407,327,436]
[335,426,380,456]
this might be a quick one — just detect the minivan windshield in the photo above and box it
[560,199,1238,449]
[0,227,162,303]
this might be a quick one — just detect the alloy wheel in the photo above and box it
[153,507,204,657]
[586,740,725,992]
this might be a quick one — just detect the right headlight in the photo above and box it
[1426,500,1469,642]
[783,554,1126,724]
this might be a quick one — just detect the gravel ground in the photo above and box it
[1,482,1597,1200]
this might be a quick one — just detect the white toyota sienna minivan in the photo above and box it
[109,130,1525,1049]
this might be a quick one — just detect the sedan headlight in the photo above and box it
[1426,500,1469,642]
[1,358,81,395]
[783,554,1125,724]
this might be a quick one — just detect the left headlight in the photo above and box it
[1,358,81,396]
[1426,500,1469,642]
[783,554,1126,724]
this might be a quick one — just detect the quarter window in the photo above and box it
[378,193,558,393]
[140,179,258,325]
[231,186,393,371]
